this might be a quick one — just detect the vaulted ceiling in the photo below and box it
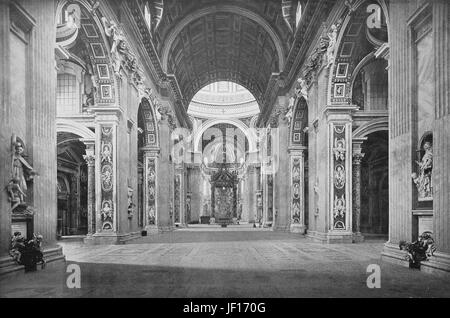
[150,0,293,105]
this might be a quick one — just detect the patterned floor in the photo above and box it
[1,226,449,297]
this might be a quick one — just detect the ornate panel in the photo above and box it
[139,98,158,147]
[146,157,156,225]
[174,174,181,223]
[331,124,348,230]
[267,174,273,222]
[291,156,302,224]
[100,126,114,231]
[291,98,307,145]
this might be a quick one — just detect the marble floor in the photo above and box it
[1,225,449,298]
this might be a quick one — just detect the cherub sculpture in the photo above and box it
[399,231,436,269]
[9,232,26,264]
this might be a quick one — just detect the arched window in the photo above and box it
[144,3,151,29]
[295,1,302,28]
[57,74,80,115]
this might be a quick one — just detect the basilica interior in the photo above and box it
[1,0,450,290]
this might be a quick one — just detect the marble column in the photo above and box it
[421,0,450,274]
[174,163,185,227]
[246,165,256,223]
[273,115,290,231]
[324,108,355,243]
[289,146,307,234]
[88,114,120,245]
[352,139,366,243]
[82,141,95,236]
[153,117,173,231]
[381,0,414,265]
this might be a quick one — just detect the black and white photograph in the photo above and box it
[1,0,450,305]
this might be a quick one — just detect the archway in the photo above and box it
[56,131,88,237]
[186,81,261,226]
[138,97,159,228]
[288,96,309,232]
[360,130,389,237]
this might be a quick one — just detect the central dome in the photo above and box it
[188,81,260,119]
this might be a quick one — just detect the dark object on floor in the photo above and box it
[399,231,436,269]
[10,232,45,272]
[21,235,45,272]
[200,216,210,224]
[141,230,147,236]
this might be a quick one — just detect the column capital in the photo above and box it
[83,154,95,166]
[288,146,307,155]
[352,137,366,165]
[352,152,365,165]
[141,146,160,157]
[80,138,95,149]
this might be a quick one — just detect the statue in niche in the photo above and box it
[411,141,433,201]
[7,136,37,212]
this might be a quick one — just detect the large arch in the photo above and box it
[193,118,256,153]
[328,0,390,104]
[161,4,286,73]
[290,97,308,146]
[55,0,118,105]
[56,119,95,142]
[352,117,389,138]
[138,97,159,148]
[160,4,286,104]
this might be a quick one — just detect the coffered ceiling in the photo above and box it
[150,0,293,105]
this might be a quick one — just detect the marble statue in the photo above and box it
[296,77,308,100]
[6,178,26,212]
[101,17,125,75]
[7,136,36,211]
[326,24,338,68]
[285,102,294,124]
[411,141,433,201]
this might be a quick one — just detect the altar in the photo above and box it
[210,165,238,223]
